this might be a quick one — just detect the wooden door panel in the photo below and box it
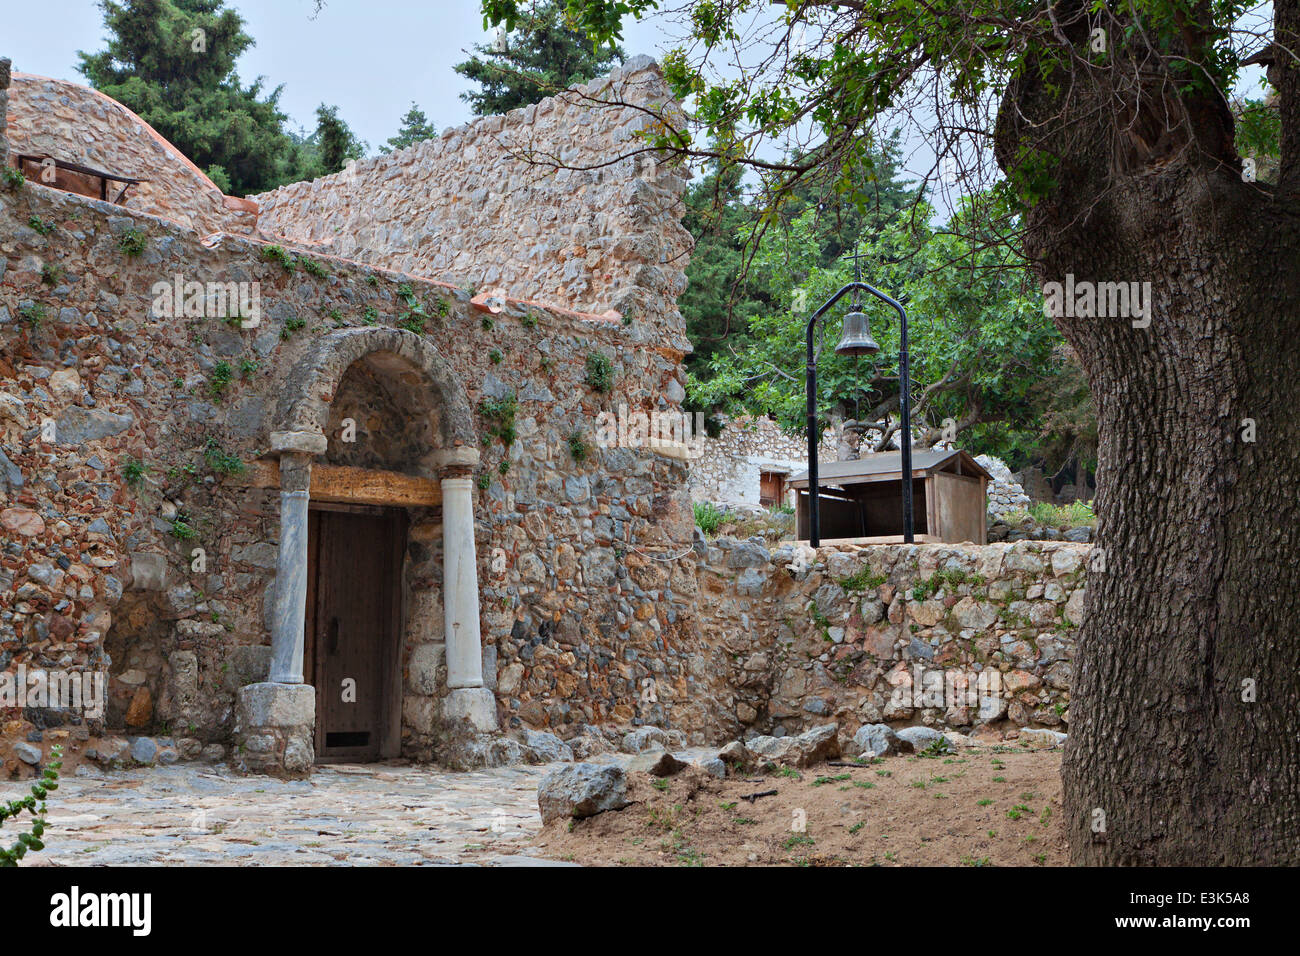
[307,507,404,763]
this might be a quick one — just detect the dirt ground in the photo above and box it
[531,745,1067,866]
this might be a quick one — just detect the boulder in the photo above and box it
[852,723,900,758]
[747,723,841,767]
[717,739,754,771]
[522,729,574,764]
[537,763,630,824]
[896,726,950,753]
[621,726,669,753]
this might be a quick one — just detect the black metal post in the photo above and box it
[805,281,912,547]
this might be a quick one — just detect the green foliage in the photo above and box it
[207,360,234,399]
[77,0,297,195]
[301,258,329,278]
[1,166,24,190]
[362,305,379,325]
[521,309,539,329]
[169,516,197,539]
[312,104,366,175]
[1004,499,1096,529]
[912,568,985,602]
[0,745,62,867]
[480,392,518,447]
[838,567,886,592]
[585,351,614,393]
[279,315,306,340]
[118,226,148,257]
[382,102,437,153]
[40,263,63,287]
[399,312,427,334]
[261,244,297,271]
[122,458,148,486]
[459,0,625,115]
[489,348,503,364]
[481,316,495,331]
[693,501,724,535]
[203,437,245,476]
[27,216,53,236]
[567,429,589,462]
[477,473,491,490]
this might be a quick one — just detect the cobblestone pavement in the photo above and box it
[27,761,572,867]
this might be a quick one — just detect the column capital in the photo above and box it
[434,447,480,478]
[270,430,328,456]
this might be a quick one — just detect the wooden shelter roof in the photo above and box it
[788,448,990,488]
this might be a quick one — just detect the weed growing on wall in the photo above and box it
[1,166,25,190]
[260,244,297,271]
[27,216,53,236]
[585,352,614,393]
[480,392,518,447]
[118,226,148,257]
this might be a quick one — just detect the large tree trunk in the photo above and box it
[996,4,1300,864]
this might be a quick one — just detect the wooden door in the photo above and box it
[759,471,785,508]
[305,506,405,763]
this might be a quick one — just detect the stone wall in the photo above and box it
[0,174,710,759]
[693,538,1088,743]
[688,415,835,509]
[250,56,692,350]
[5,72,257,236]
[975,453,1031,519]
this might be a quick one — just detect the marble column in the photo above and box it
[434,448,496,731]
[267,431,326,684]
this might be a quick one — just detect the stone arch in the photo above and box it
[271,327,476,454]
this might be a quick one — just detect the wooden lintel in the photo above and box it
[239,460,442,508]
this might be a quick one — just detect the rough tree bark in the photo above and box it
[996,2,1300,864]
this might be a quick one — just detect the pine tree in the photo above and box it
[382,103,437,154]
[454,0,624,115]
[76,0,293,196]
[314,105,366,175]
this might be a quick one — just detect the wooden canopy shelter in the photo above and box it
[789,448,991,545]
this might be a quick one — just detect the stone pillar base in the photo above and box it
[234,682,315,778]
[443,687,498,733]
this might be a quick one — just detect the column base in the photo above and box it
[443,686,499,733]
[233,682,315,779]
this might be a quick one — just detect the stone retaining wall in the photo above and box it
[694,537,1088,743]
[251,56,692,349]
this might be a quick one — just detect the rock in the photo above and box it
[129,737,158,764]
[717,739,754,770]
[87,737,130,768]
[852,723,899,758]
[13,742,41,765]
[522,729,574,764]
[621,726,669,753]
[627,750,688,776]
[795,724,841,764]
[124,686,153,727]
[896,726,950,753]
[1063,527,1092,543]
[201,744,226,763]
[697,757,727,778]
[55,406,134,445]
[568,732,612,761]
[1019,728,1067,749]
[1,507,44,537]
[747,723,841,767]
[537,763,630,824]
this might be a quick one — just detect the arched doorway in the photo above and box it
[252,328,495,768]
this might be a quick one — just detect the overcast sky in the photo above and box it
[4,0,677,149]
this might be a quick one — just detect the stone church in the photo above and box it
[0,54,1084,778]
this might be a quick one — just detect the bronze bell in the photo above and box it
[835,309,881,356]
